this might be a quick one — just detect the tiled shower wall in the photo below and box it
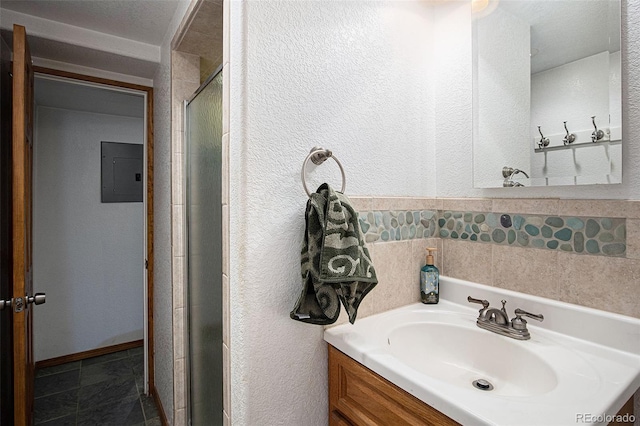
[335,196,640,325]
[170,49,200,425]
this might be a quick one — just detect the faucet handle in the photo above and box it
[514,308,544,321]
[511,308,544,330]
[467,296,490,310]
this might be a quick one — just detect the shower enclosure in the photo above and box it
[185,68,223,425]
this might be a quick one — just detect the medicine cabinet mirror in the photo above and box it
[472,0,622,188]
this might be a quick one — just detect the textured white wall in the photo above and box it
[229,0,434,423]
[152,0,192,420]
[33,107,144,361]
[474,7,530,188]
[435,0,640,199]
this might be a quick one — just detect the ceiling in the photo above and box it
[0,0,181,82]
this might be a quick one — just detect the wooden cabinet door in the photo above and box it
[329,345,459,426]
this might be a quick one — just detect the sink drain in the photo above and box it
[472,379,494,391]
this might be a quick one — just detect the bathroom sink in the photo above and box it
[386,321,557,397]
[325,276,640,426]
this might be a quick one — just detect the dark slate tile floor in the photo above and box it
[34,347,160,425]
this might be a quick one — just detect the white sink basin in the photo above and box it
[325,277,640,426]
[387,319,558,397]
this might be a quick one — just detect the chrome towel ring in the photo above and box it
[301,146,346,198]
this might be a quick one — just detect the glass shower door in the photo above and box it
[185,69,223,426]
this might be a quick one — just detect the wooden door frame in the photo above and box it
[31,66,156,395]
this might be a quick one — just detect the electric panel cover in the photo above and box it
[101,141,143,203]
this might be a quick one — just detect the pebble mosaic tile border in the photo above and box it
[357,210,438,243]
[358,209,626,257]
[439,211,626,257]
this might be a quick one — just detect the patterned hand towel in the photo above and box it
[291,183,377,325]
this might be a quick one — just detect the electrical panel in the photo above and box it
[101,141,143,203]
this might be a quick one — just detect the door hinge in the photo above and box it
[145,259,148,269]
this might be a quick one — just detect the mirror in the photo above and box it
[472,0,621,188]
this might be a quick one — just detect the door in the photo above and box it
[1,31,14,426]
[12,24,41,425]
[185,69,223,425]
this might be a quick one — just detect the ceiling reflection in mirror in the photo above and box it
[472,0,621,188]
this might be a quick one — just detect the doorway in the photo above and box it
[31,67,154,377]
[0,62,157,423]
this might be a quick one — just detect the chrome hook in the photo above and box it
[537,126,550,149]
[591,116,605,143]
[563,121,576,146]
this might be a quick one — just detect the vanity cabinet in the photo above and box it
[329,345,635,426]
[328,345,459,426]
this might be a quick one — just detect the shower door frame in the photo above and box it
[184,64,224,426]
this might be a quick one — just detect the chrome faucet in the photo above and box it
[479,299,510,325]
[468,296,544,340]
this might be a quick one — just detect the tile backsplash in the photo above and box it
[338,197,640,324]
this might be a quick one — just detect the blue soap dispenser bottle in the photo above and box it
[421,248,439,304]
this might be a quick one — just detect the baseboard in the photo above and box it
[35,340,143,369]
[151,386,170,426]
